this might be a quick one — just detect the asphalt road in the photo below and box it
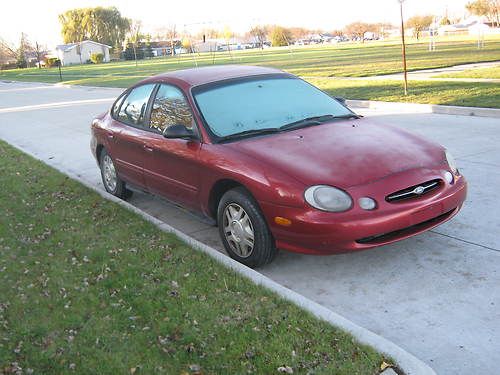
[1,81,499,374]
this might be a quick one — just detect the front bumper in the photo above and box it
[260,171,467,255]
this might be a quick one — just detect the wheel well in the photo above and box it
[208,179,244,222]
[96,144,105,164]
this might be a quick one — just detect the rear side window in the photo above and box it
[117,84,155,126]
[149,84,194,133]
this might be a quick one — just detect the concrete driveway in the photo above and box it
[1,81,499,374]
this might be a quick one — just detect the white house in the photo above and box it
[54,40,111,66]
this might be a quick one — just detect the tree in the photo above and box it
[59,7,130,47]
[344,22,375,42]
[144,34,153,58]
[128,20,142,66]
[440,16,451,25]
[289,27,309,41]
[165,25,178,56]
[181,38,193,53]
[249,25,268,49]
[405,15,434,40]
[466,0,500,27]
[16,33,32,69]
[0,37,16,65]
[269,26,292,47]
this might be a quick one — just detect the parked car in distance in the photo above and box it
[91,65,467,268]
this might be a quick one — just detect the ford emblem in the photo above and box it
[414,186,425,195]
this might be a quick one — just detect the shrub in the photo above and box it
[45,57,61,68]
[90,53,104,64]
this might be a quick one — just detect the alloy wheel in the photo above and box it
[102,154,117,192]
[223,203,255,258]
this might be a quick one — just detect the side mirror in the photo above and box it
[163,124,196,140]
[334,97,346,105]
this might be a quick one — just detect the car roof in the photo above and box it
[142,65,289,87]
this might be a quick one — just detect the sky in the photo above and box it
[0,0,470,47]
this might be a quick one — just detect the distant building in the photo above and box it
[54,40,111,66]
[438,16,500,36]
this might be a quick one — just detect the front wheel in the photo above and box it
[99,149,131,200]
[217,188,277,268]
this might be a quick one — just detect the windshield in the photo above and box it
[193,76,353,140]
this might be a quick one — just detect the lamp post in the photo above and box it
[399,0,408,95]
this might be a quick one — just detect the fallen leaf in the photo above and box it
[277,365,293,374]
[380,361,392,370]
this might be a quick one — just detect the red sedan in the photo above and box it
[91,65,467,268]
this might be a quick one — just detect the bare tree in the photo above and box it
[128,20,142,66]
[165,24,177,56]
[249,25,268,49]
[0,37,17,65]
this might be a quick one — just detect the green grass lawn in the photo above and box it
[435,65,500,79]
[309,78,500,108]
[0,140,386,374]
[1,36,499,108]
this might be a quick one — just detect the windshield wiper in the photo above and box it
[218,127,282,142]
[279,113,360,131]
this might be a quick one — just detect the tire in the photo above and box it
[217,187,277,268]
[99,149,132,200]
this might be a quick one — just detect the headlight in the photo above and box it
[304,185,352,212]
[445,150,458,174]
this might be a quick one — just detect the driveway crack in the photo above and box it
[429,230,500,253]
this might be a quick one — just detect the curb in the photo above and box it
[346,99,500,118]
[4,141,436,375]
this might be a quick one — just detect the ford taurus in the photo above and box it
[90,65,467,268]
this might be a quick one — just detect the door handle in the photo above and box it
[143,144,154,152]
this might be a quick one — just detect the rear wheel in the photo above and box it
[217,188,277,268]
[99,149,131,200]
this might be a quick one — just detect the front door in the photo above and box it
[109,83,156,189]
[142,84,201,209]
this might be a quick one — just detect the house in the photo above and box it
[54,40,111,66]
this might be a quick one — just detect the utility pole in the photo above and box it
[399,0,408,95]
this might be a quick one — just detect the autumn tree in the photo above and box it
[289,27,309,41]
[466,0,500,26]
[344,22,375,42]
[59,7,130,47]
[405,15,434,39]
[269,26,292,47]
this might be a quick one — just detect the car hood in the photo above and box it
[225,118,445,188]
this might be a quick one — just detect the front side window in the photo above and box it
[117,84,155,126]
[149,84,194,133]
[193,77,353,140]
[111,93,125,118]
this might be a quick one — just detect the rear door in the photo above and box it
[141,84,202,209]
[108,83,156,188]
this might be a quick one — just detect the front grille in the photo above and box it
[356,208,455,244]
[386,179,442,203]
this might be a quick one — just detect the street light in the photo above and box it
[399,0,408,95]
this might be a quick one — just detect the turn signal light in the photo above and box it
[274,216,292,226]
